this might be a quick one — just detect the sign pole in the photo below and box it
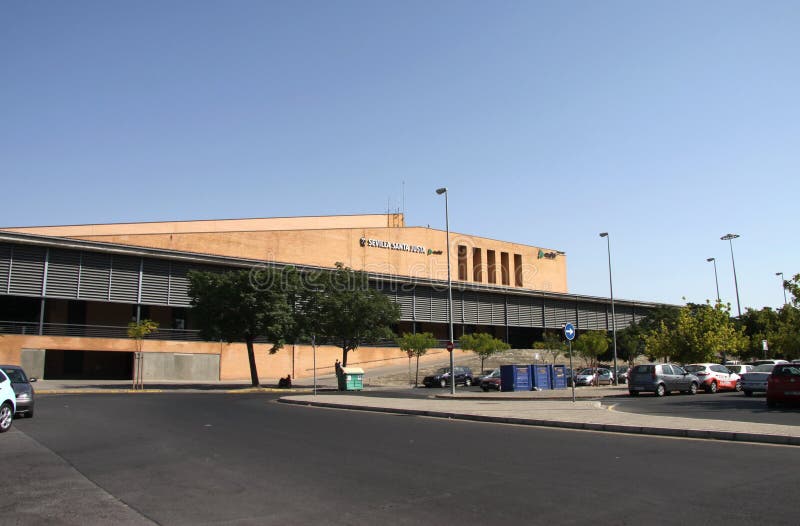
[564,323,576,403]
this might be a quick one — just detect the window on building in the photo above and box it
[500,252,510,285]
[472,248,483,282]
[487,250,496,284]
[458,245,468,281]
[514,254,523,287]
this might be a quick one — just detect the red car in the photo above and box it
[766,364,800,408]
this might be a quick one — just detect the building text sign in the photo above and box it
[360,237,426,254]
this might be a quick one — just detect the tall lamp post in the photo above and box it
[776,272,787,306]
[706,258,720,303]
[720,234,741,317]
[599,232,618,385]
[436,187,455,395]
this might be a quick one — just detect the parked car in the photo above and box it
[684,363,741,393]
[766,363,800,408]
[628,363,700,396]
[740,363,777,396]
[726,364,754,376]
[480,368,501,391]
[0,369,16,433]
[0,365,35,418]
[749,359,788,366]
[574,367,614,386]
[423,366,474,388]
[616,366,629,384]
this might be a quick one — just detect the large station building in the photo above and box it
[0,214,660,382]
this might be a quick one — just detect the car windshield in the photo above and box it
[1,368,27,383]
[488,369,500,378]
[436,368,451,374]
[684,365,705,373]
[753,364,775,373]
[727,365,743,373]
[775,365,800,376]
[578,369,594,375]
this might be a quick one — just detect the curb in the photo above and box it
[434,393,630,401]
[277,398,800,447]
[36,388,320,395]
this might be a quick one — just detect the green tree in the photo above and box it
[572,331,609,383]
[783,273,800,307]
[315,263,400,366]
[532,331,566,364]
[188,268,293,386]
[396,332,438,386]
[737,307,781,360]
[460,332,510,372]
[644,302,747,364]
[127,319,158,390]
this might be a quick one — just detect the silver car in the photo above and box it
[0,365,35,418]
[739,363,776,396]
[628,363,700,397]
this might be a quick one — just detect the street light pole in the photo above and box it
[706,258,720,303]
[776,272,787,306]
[436,187,455,396]
[599,232,618,386]
[720,234,741,317]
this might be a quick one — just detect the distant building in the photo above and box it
[0,214,659,382]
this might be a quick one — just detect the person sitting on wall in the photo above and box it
[278,374,292,388]
[335,359,342,375]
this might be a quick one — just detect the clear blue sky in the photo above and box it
[2,1,798,312]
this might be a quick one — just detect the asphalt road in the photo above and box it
[7,393,800,525]
[605,391,800,425]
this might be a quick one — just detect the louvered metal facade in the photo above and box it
[0,237,661,333]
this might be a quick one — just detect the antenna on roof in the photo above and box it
[402,180,405,218]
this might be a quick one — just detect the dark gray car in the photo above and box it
[0,365,36,418]
[628,363,699,397]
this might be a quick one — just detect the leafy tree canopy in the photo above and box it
[314,263,400,366]
[460,332,510,372]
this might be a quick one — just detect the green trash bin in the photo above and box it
[337,367,364,391]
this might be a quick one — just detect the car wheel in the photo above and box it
[440,379,447,388]
[767,398,777,408]
[628,391,639,397]
[464,377,472,387]
[0,402,13,433]
[655,384,666,397]
[481,386,489,392]
[25,409,33,418]
[744,390,753,397]
[706,381,718,394]
[688,382,698,395]
[735,381,742,392]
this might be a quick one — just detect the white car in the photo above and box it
[684,363,741,393]
[726,364,754,376]
[740,363,777,396]
[0,369,16,433]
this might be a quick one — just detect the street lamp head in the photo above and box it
[707,257,715,262]
[599,232,608,238]
[776,272,783,277]
[721,233,740,241]
[435,187,447,195]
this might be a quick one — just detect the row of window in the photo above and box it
[457,246,523,287]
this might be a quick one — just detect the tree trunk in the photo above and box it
[415,355,420,387]
[246,337,260,387]
[342,347,348,367]
[480,356,485,373]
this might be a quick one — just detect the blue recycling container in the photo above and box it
[500,365,531,392]
[551,364,567,389]
[530,364,552,390]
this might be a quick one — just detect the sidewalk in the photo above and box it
[279,393,800,447]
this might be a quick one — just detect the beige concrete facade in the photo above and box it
[0,333,465,382]
[5,214,567,292]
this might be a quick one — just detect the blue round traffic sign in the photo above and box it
[564,323,576,341]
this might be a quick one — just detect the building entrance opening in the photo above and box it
[43,350,134,380]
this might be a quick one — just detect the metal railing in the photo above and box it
[0,320,204,341]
